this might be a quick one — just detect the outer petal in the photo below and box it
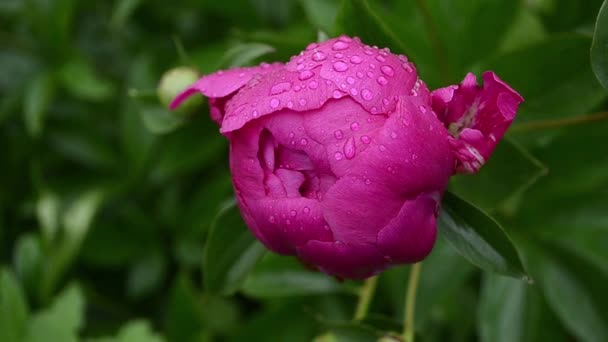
[296,240,387,279]
[169,62,283,119]
[286,36,419,115]
[377,193,439,263]
[431,71,523,173]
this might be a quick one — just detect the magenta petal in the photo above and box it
[249,198,333,254]
[431,71,523,173]
[296,240,387,279]
[169,62,282,109]
[377,193,438,263]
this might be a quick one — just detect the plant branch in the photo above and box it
[403,263,422,342]
[353,275,379,321]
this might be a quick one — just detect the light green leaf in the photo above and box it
[0,268,29,342]
[438,192,528,279]
[24,73,54,137]
[299,0,339,33]
[88,320,166,342]
[219,42,276,68]
[591,0,608,89]
[58,59,115,101]
[140,106,185,135]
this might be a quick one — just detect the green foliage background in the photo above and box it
[1,0,608,341]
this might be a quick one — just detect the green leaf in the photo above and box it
[58,59,115,102]
[110,0,143,31]
[482,34,606,122]
[591,0,608,89]
[23,284,84,342]
[0,268,29,342]
[23,73,55,137]
[521,239,608,342]
[203,199,266,295]
[127,252,166,299]
[140,106,185,135]
[241,254,345,298]
[449,139,547,213]
[12,234,42,299]
[438,192,528,279]
[88,320,166,342]
[298,0,339,33]
[219,42,276,68]
[478,274,566,342]
[164,274,203,342]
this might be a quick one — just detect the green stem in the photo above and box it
[510,111,608,132]
[403,263,422,342]
[415,0,450,84]
[353,275,379,321]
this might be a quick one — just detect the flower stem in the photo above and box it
[510,111,608,132]
[403,263,422,342]
[353,276,379,321]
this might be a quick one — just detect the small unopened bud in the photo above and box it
[157,67,201,115]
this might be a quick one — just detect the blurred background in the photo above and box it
[1,0,607,341]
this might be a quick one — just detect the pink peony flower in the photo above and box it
[171,36,523,279]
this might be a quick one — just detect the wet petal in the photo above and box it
[296,240,387,279]
[377,193,439,263]
[431,71,523,173]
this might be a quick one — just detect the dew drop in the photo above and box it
[343,137,356,159]
[334,151,344,160]
[308,80,319,89]
[294,85,302,92]
[334,52,344,58]
[350,122,360,131]
[369,63,376,69]
[390,131,397,139]
[300,138,308,145]
[287,101,294,108]
[298,70,314,80]
[360,135,371,144]
[288,132,295,138]
[332,90,342,99]
[361,89,373,101]
[333,61,349,72]
[412,154,418,160]
[364,50,373,56]
[379,144,387,152]
[286,219,291,225]
[375,55,386,63]
[269,215,276,223]
[381,65,395,77]
[365,178,371,185]
[350,55,362,64]
[402,63,413,72]
[382,98,390,105]
[346,76,355,84]
[419,105,427,113]
[339,36,352,42]
[377,76,388,85]
[290,210,297,217]
[306,43,318,50]
[303,207,310,214]
[334,129,344,139]
[356,72,364,79]
[332,41,349,51]
[366,71,374,78]
[252,110,259,118]
[296,63,305,71]
[297,57,304,64]
[270,81,292,95]
[299,98,307,106]
[312,51,326,61]
[350,88,358,96]
[371,107,378,114]
[270,98,280,108]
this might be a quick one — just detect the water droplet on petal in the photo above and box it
[300,138,308,145]
[290,210,297,217]
[364,50,373,56]
[334,52,344,58]
[350,88,358,96]
[333,61,349,72]
[287,101,294,108]
[419,105,427,113]
[332,41,349,51]
[412,154,418,160]
[371,107,378,113]
[350,55,362,64]
[269,215,276,223]
[346,76,355,84]
[350,122,360,131]
[376,55,386,62]
[356,72,364,79]
[286,219,291,225]
[377,76,388,85]
[303,207,310,214]
[299,70,314,80]
[297,57,304,64]
[252,110,259,118]
[365,178,371,185]
[361,89,373,101]
[379,144,387,152]
[381,65,395,77]
[312,51,326,61]
[308,80,318,89]
[306,43,318,50]
[390,131,397,139]
[288,132,295,138]
[382,98,390,105]
[360,135,371,144]
[339,36,352,43]
[334,129,344,139]
[402,63,413,72]
[270,81,292,95]
[343,137,356,159]
[296,64,305,71]
[366,71,374,78]
[332,90,342,99]
[294,85,302,92]
[299,98,307,106]
[369,63,376,69]
[270,98,280,108]
[334,151,344,160]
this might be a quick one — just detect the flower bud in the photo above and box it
[157,67,202,115]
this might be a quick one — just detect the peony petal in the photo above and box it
[296,240,387,279]
[431,71,523,173]
[286,35,419,115]
[377,193,439,263]
[249,198,333,254]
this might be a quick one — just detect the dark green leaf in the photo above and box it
[591,0,608,89]
[299,0,339,33]
[127,252,166,299]
[0,268,29,342]
[203,199,266,295]
[450,139,547,213]
[438,192,528,279]
[478,274,566,342]
[164,274,203,342]
[88,320,166,342]
[219,43,276,68]
[12,234,43,298]
[58,59,115,102]
[242,254,346,298]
